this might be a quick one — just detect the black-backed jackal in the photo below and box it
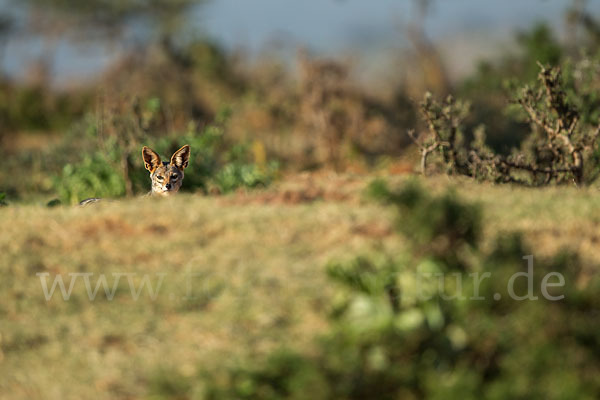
[142,144,190,196]
[79,144,190,205]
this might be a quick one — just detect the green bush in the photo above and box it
[55,151,126,205]
[54,119,279,204]
[202,180,600,399]
[136,125,278,195]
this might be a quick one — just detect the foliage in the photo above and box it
[0,192,7,206]
[202,180,600,399]
[139,124,279,194]
[212,160,279,194]
[53,116,279,204]
[369,179,481,267]
[412,62,600,185]
[5,1,600,201]
[55,145,126,205]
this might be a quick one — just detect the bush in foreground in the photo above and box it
[199,180,600,400]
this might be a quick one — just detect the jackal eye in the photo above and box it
[171,174,178,180]
[156,175,164,181]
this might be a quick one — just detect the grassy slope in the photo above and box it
[1,174,599,399]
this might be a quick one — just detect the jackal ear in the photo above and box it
[142,146,161,173]
[170,144,190,170]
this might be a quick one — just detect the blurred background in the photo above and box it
[2,0,600,203]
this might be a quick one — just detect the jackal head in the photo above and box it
[142,144,190,196]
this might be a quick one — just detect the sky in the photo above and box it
[199,0,587,53]
[2,0,600,86]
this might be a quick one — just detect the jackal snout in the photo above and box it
[142,144,190,196]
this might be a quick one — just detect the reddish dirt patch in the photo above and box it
[221,172,367,206]
[78,216,136,238]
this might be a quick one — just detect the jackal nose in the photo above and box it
[165,183,172,190]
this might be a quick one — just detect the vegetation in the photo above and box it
[412,62,600,185]
[5,8,600,201]
[55,119,279,205]
[1,176,599,399]
[201,180,600,399]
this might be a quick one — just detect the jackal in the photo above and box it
[79,144,190,205]
[142,144,190,196]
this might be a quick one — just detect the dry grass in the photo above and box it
[1,173,600,398]
[0,186,397,399]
